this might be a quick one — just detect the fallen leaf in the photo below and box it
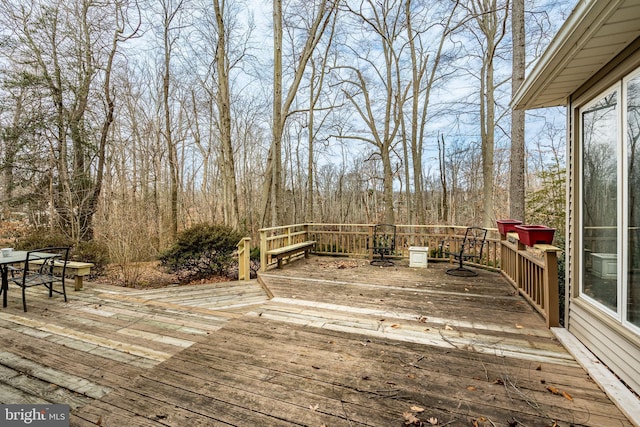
[418,316,428,323]
[403,412,421,425]
[309,404,319,411]
[493,378,504,385]
[410,406,425,412]
[546,385,560,395]
[536,365,542,371]
[515,323,524,329]
[562,391,573,401]
[467,386,477,391]
[427,417,438,425]
[391,324,400,329]
[445,324,453,330]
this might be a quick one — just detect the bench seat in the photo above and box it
[29,260,94,291]
[266,241,316,269]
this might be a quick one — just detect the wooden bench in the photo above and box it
[266,241,316,269]
[29,260,94,291]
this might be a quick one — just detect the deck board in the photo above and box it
[0,256,634,426]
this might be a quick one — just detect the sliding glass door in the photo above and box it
[580,68,640,333]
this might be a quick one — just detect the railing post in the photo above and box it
[260,229,268,272]
[367,225,374,260]
[543,248,560,327]
[237,237,251,281]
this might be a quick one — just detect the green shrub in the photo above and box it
[250,246,260,260]
[15,229,109,276]
[158,223,244,283]
[15,229,73,251]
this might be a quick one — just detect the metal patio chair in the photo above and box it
[440,227,487,277]
[11,247,70,312]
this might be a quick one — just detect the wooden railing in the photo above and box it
[237,237,251,281]
[499,233,561,327]
[259,223,501,271]
[253,223,561,327]
[309,223,502,270]
[259,224,312,271]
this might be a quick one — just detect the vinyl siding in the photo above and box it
[567,38,640,397]
[569,300,640,394]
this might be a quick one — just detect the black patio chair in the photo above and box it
[11,247,69,312]
[440,227,487,277]
[368,224,396,266]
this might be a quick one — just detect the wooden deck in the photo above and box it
[0,256,634,426]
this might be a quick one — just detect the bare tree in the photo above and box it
[261,0,339,227]
[212,0,240,228]
[159,0,185,240]
[0,0,139,240]
[337,0,413,225]
[509,0,525,221]
[466,0,510,227]
[405,0,461,225]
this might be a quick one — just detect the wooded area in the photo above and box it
[0,0,572,262]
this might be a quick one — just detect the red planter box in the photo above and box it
[496,219,522,235]
[515,225,556,246]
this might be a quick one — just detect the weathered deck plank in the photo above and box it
[0,257,634,426]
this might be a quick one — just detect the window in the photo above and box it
[626,73,640,327]
[580,68,640,332]
[581,89,619,313]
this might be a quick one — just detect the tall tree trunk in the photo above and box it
[262,0,337,227]
[162,0,182,240]
[510,0,525,221]
[262,0,284,227]
[213,0,240,229]
[481,53,496,228]
[472,0,509,228]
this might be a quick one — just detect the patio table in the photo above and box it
[0,251,59,308]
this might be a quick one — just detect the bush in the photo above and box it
[14,229,109,276]
[15,229,74,251]
[158,223,244,283]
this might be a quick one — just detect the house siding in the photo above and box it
[567,37,640,397]
[570,300,640,394]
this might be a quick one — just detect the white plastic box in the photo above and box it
[409,246,429,268]
[591,253,617,279]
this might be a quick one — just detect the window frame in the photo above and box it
[578,82,622,319]
[577,67,640,335]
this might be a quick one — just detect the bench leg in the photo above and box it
[277,257,283,269]
[74,276,83,291]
